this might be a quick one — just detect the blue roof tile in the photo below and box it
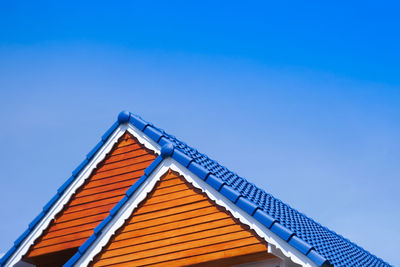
[72,159,88,177]
[109,196,128,216]
[270,222,294,241]
[172,148,192,167]
[13,229,30,247]
[220,184,241,203]
[117,110,130,124]
[28,211,45,230]
[57,176,75,194]
[253,209,276,229]
[236,196,258,216]
[288,235,313,255]
[93,215,112,235]
[129,114,148,131]
[158,136,172,147]
[307,249,331,267]
[132,113,390,267]
[160,143,174,158]
[0,246,16,265]
[188,161,209,180]
[205,174,225,191]
[144,126,164,143]
[144,155,163,177]
[42,193,60,212]
[101,121,119,141]
[86,140,104,160]
[78,234,97,254]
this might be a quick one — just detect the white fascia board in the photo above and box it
[5,123,160,267]
[76,158,316,267]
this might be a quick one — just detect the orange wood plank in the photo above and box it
[90,160,153,180]
[49,212,108,231]
[120,209,223,234]
[46,222,101,238]
[99,153,154,172]
[107,223,242,251]
[149,245,272,267]
[84,171,142,189]
[155,177,185,188]
[68,186,129,206]
[101,231,253,259]
[110,144,144,156]
[63,197,121,214]
[144,188,197,205]
[134,194,207,214]
[125,202,217,225]
[77,179,135,197]
[54,203,117,224]
[104,225,246,257]
[33,230,92,249]
[26,131,157,258]
[115,135,136,148]
[28,238,87,257]
[150,183,189,196]
[115,218,234,243]
[95,237,262,266]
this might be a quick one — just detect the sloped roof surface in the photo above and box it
[133,114,390,267]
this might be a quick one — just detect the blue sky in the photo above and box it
[0,1,399,265]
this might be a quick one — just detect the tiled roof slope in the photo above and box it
[129,113,391,267]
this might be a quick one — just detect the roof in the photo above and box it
[1,111,391,267]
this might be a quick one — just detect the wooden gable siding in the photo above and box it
[91,169,274,267]
[24,132,157,263]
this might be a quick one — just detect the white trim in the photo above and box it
[4,124,160,267]
[75,158,316,267]
[125,124,161,153]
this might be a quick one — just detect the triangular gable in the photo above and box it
[0,113,161,267]
[90,169,275,266]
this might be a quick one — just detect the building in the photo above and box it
[0,111,390,267]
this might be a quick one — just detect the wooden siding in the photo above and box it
[24,132,157,263]
[91,169,274,266]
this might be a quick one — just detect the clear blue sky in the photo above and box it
[0,1,399,265]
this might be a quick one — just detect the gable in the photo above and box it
[90,169,275,266]
[23,132,157,266]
